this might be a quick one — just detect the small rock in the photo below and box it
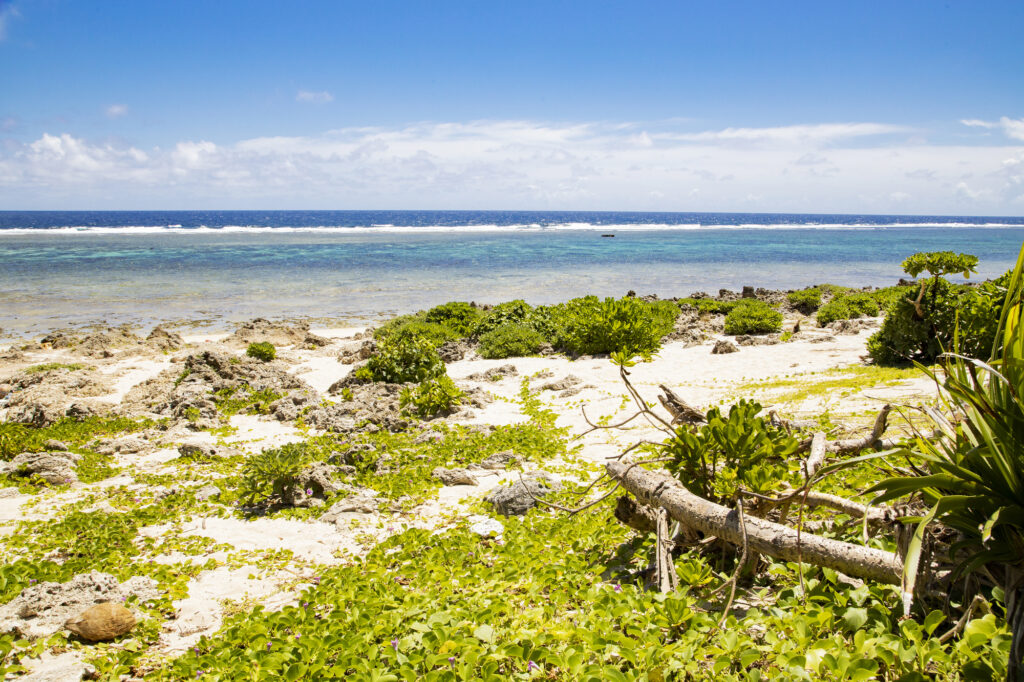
[480,450,519,470]
[711,339,739,354]
[193,485,220,502]
[43,439,69,451]
[487,475,559,516]
[467,515,504,538]
[321,490,379,520]
[432,467,479,486]
[539,375,581,392]
[177,441,217,459]
[65,602,135,642]
[465,364,518,382]
[0,383,11,399]
[437,340,469,363]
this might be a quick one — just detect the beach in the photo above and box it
[0,300,935,677]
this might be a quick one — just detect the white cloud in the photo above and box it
[961,116,1024,141]
[0,2,19,42]
[1000,117,1024,141]
[296,90,334,103]
[1,120,1023,212]
[106,104,128,118]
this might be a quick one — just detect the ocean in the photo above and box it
[1,210,1022,339]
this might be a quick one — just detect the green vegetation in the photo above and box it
[665,399,800,502]
[237,443,313,506]
[677,297,741,315]
[868,266,1008,365]
[816,292,880,327]
[422,301,483,337]
[0,416,152,462]
[400,375,466,418]
[552,296,679,359]
[786,288,823,314]
[23,362,89,374]
[356,330,446,384]
[477,323,544,359]
[723,299,783,335]
[734,364,923,407]
[246,342,277,362]
[868,245,1024,675]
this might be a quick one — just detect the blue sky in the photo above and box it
[1,0,1023,213]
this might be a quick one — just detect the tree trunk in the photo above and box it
[607,459,904,585]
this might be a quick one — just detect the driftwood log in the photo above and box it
[606,458,904,585]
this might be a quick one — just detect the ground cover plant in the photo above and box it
[356,330,447,384]
[551,295,679,359]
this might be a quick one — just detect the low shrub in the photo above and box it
[423,301,482,337]
[237,443,311,506]
[867,274,1007,365]
[553,296,678,359]
[815,292,880,327]
[374,315,462,346]
[399,376,465,418]
[723,300,783,335]
[477,323,545,359]
[786,288,822,314]
[474,299,556,338]
[357,330,446,384]
[245,342,276,362]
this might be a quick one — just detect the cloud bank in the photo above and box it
[1,120,1023,212]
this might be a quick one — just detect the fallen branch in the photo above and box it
[607,458,904,585]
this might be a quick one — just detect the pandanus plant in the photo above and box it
[870,244,1024,679]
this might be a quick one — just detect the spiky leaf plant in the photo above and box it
[869,244,1024,679]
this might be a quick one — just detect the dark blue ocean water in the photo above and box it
[1,211,1022,338]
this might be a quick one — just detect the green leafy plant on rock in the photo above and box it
[423,301,483,337]
[245,342,276,362]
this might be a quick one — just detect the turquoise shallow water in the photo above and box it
[0,211,1022,338]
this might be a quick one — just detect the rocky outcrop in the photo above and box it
[2,366,113,426]
[711,339,739,354]
[480,450,519,470]
[338,340,376,365]
[437,340,470,363]
[74,326,144,358]
[736,334,781,346]
[487,474,560,517]
[146,326,185,351]
[0,571,159,640]
[307,383,409,433]
[229,318,329,348]
[0,451,79,485]
[465,364,518,382]
[283,463,345,507]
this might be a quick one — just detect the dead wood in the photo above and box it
[658,384,706,425]
[607,458,904,585]
[615,495,659,534]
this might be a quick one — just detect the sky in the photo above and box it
[1,0,1023,214]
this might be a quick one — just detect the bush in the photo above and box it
[477,323,545,359]
[816,293,880,327]
[786,288,822,315]
[359,330,446,384]
[246,342,276,362]
[867,274,1007,365]
[723,300,783,335]
[423,301,482,337]
[553,296,679,359]
[237,443,311,505]
[374,315,462,346]
[475,300,542,337]
[399,376,465,418]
